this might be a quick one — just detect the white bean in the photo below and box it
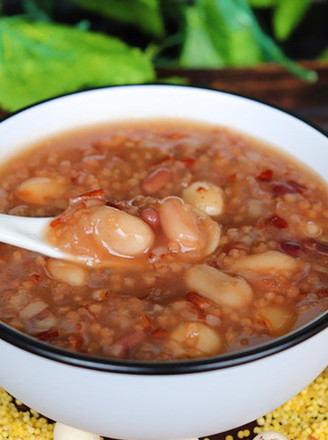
[183,181,224,216]
[200,215,221,256]
[159,197,206,252]
[16,177,66,205]
[230,250,299,274]
[185,264,253,309]
[92,206,154,257]
[169,322,222,357]
[257,306,295,336]
[47,259,87,287]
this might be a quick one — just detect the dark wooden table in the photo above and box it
[158,60,328,135]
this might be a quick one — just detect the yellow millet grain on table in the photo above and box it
[0,388,53,440]
[254,367,328,440]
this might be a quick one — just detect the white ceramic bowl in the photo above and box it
[0,85,327,440]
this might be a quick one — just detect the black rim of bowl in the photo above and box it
[0,84,327,375]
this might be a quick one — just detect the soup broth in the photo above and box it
[0,120,327,360]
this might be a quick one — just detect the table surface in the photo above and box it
[158,60,328,135]
[1,60,328,440]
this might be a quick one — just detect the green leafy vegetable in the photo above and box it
[69,0,165,38]
[273,0,312,41]
[180,0,316,82]
[247,0,277,7]
[240,0,317,81]
[180,5,226,68]
[23,0,53,21]
[0,17,154,111]
[319,46,328,61]
[181,0,262,68]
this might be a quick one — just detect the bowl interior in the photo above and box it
[0,84,327,375]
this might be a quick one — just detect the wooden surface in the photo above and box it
[158,60,328,134]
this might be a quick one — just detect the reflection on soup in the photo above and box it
[0,120,327,360]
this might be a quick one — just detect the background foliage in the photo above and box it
[0,0,327,111]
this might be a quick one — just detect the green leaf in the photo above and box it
[180,0,262,68]
[180,5,226,68]
[318,46,328,61]
[69,0,165,38]
[273,0,312,40]
[158,76,189,85]
[180,0,316,81]
[235,0,316,81]
[23,0,53,21]
[247,0,277,7]
[0,17,155,111]
[238,0,317,81]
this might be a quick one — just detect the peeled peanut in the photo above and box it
[16,177,66,205]
[253,431,288,440]
[169,322,222,357]
[19,300,48,319]
[183,181,224,216]
[47,259,87,287]
[92,206,154,257]
[257,306,296,336]
[230,250,299,274]
[185,264,253,309]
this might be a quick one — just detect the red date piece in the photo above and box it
[303,238,328,256]
[72,188,105,201]
[37,329,59,342]
[288,180,307,194]
[181,157,195,168]
[49,216,65,227]
[279,240,301,257]
[151,328,169,339]
[257,169,273,181]
[315,288,328,298]
[70,188,106,209]
[141,167,173,194]
[271,180,307,196]
[265,214,288,229]
[112,331,147,358]
[186,291,210,312]
[140,314,152,330]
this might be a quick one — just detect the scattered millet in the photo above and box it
[0,367,327,440]
[254,367,328,440]
[0,389,53,440]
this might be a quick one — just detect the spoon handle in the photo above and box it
[0,213,64,259]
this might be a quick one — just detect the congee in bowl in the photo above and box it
[0,118,327,361]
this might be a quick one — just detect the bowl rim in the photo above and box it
[0,83,327,376]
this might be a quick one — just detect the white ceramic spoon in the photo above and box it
[0,212,68,260]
